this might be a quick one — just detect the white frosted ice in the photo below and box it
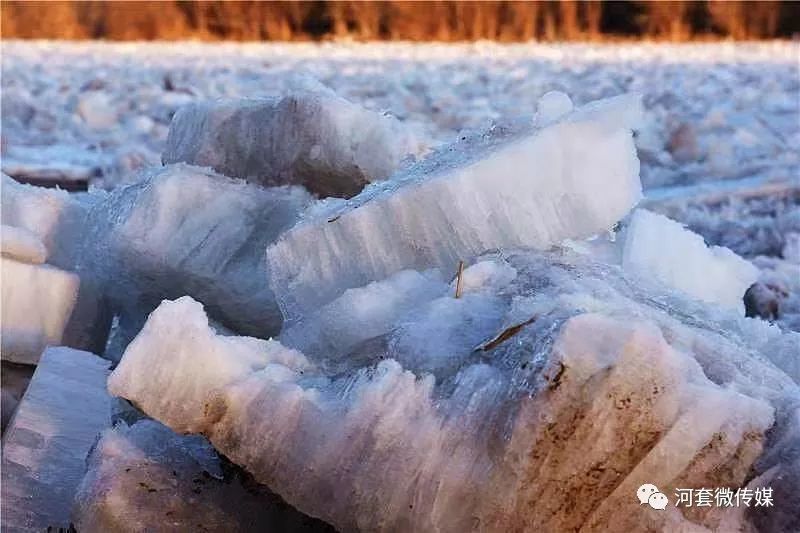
[282,259,519,373]
[110,249,799,532]
[536,90,574,126]
[1,173,90,269]
[282,268,447,359]
[109,296,311,433]
[83,164,312,350]
[267,93,644,322]
[622,208,759,313]
[1,39,797,531]
[1,257,80,364]
[1,175,112,354]
[163,91,424,197]
[77,90,118,130]
[453,258,517,294]
[0,224,47,264]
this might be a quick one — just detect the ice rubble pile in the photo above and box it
[110,250,799,532]
[4,41,797,193]
[163,91,424,198]
[1,87,420,364]
[3,89,796,531]
[267,93,644,322]
[107,93,797,531]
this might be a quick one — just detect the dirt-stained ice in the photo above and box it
[109,249,799,532]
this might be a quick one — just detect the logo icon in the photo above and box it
[637,484,668,510]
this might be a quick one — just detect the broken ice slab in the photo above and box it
[1,144,107,192]
[1,257,79,364]
[73,420,335,532]
[1,173,92,269]
[82,164,312,347]
[621,208,758,313]
[0,224,47,264]
[266,93,644,322]
[163,91,424,198]
[110,247,800,532]
[109,296,311,434]
[107,300,769,532]
[1,347,111,532]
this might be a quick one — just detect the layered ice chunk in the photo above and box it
[83,164,312,347]
[110,249,799,532]
[622,208,759,313]
[267,94,644,322]
[163,91,424,198]
[1,258,79,364]
[2,175,111,354]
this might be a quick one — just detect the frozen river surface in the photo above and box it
[2,41,797,189]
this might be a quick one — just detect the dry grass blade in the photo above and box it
[474,315,538,352]
[454,260,465,299]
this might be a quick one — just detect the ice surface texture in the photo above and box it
[73,420,334,532]
[82,163,312,351]
[0,258,79,364]
[267,94,644,323]
[1,224,47,264]
[1,174,112,355]
[1,347,111,531]
[163,91,424,198]
[622,209,759,313]
[3,42,795,192]
[1,173,89,269]
[110,249,800,532]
